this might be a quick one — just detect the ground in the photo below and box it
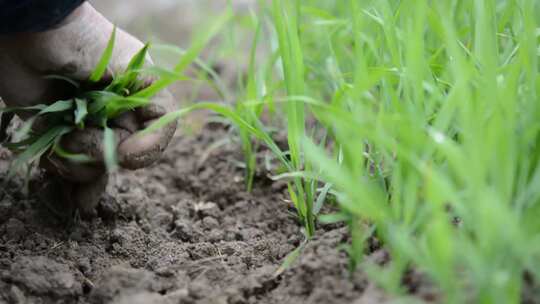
[0,125,390,304]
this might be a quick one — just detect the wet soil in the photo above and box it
[0,125,387,304]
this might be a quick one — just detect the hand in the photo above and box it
[0,2,177,214]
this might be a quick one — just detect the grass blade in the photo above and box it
[274,238,307,277]
[52,143,93,163]
[7,126,72,179]
[313,183,333,215]
[107,42,151,92]
[104,96,150,118]
[74,98,88,128]
[89,26,117,83]
[43,75,80,89]
[143,102,291,171]
[38,100,73,115]
[103,126,117,173]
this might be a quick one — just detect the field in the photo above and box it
[1,0,540,303]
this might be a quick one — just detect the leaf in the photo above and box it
[43,75,80,89]
[3,136,39,151]
[9,99,75,142]
[104,96,150,118]
[89,26,117,83]
[142,102,291,171]
[0,104,47,114]
[313,183,333,215]
[302,137,388,221]
[152,44,229,99]
[52,143,93,163]
[2,98,72,116]
[107,42,151,93]
[74,98,88,128]
[85,91,121,114]
[133,66,189,80]
[269,171,318,181]
[38,100,73,115]
[318,212,350,224]
[274,239,307,277]
[7,126,72,179]
[103,126,118,172]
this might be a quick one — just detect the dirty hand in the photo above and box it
[0,2,176,214]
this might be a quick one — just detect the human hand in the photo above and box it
[0,2,176,214]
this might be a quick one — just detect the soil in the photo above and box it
[0,125,391,304]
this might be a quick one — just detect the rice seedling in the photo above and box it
[144,1,321,237]
[281,0,540,302]
[154,0,539,301]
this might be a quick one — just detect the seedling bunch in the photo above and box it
[1,12,232,178]
[259,0,539,302]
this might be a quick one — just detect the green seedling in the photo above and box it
[184,0,540,301]
[293,0,540,302]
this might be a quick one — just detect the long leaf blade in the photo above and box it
[89,26,117,82]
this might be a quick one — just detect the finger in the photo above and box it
[117,89,177,170]
[136,88,176,121]
[60,126,131,160]
[60,127,106,161]
[117,119,176,170]
[111,111,139,134]
[72,174,109,216]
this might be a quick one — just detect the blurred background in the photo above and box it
[90,0,258,104]
[92,1,255,45]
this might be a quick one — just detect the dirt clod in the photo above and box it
[6,256,81,298]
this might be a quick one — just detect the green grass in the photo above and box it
[262,0,540,302]
[198,0,540,302]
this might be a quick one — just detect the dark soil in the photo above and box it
[0,125,389,304]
